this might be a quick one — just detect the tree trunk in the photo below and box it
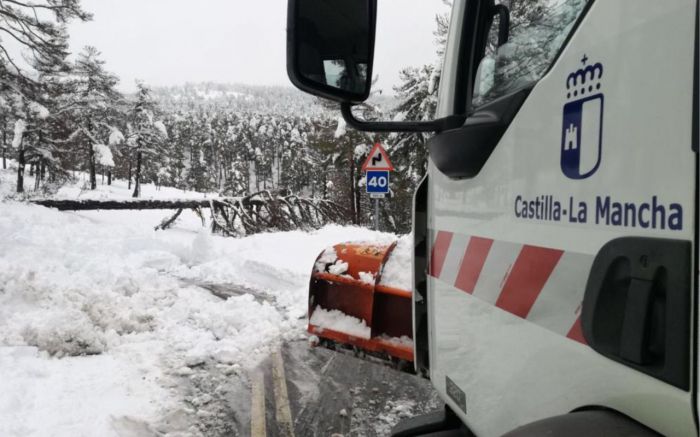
[2,128,6,169]
[88,142,97,190]
[107,171,112,186]
[34,165,41,191]
[34,159,42,190]
[33,198,211,211]
[133,150,142,198]
[29,163,35,177]
[348,155,357,224]
[40,162,46,181]
[354,171,362,225]
[16,148,25,193]
[128,157,132,189]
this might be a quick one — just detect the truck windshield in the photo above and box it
[472,0,590,107]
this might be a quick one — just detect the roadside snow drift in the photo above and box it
[0,200,404,436]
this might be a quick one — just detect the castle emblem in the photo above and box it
[561,55,604,179]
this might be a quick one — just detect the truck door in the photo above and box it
[427,0,698,435]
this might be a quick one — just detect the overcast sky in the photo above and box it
[67,0,450,94]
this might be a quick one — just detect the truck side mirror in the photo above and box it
[287,0,377,104]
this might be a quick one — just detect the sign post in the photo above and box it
[362,143,394,231]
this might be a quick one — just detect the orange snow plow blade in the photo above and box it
[308,242,414,367]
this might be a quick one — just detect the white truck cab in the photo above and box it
[286,0,699,435]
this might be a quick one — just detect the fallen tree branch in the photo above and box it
[33,198,212,211]
[32,193,349,237]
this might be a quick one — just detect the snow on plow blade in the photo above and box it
[308,242,414,366]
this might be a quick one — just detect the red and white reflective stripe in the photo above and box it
[429,231,590,345]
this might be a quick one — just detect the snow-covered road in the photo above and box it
[0,201,425,436]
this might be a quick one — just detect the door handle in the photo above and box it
[581,237,691,390]
[619,278,654,364]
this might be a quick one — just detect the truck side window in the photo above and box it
[472,0,589,108]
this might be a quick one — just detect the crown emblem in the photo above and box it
[566,55,603,100]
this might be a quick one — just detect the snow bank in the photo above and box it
[0,345,168,437]
[0,198,403,435]
[309,307,371,339]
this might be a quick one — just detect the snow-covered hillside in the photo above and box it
[0,165,408,436]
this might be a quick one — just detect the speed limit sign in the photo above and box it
[366,170,389,195]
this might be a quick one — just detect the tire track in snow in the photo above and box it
[176,278,287,313]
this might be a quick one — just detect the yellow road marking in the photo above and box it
[251,371,267,437]
[272,349,295,437]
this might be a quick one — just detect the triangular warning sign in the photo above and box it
[361,143,394,172]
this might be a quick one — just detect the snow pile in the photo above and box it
[20,309,108,357]
[378,335,414,348]
[373,400,418,436]
[358,271,375,285]
[0,345,168,437]
[328,260,349,275]
[314,246,338,272]
[380,234,412,291]
[309,307,371,339]
[0,198,405,435]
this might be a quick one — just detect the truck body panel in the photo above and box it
[428,0,697,435]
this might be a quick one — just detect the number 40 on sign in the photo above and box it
[362,143,394,198]
[366,171,389,197]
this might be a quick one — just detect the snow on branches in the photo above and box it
[108,129,125,146]
[92,144,115,167]
[12,119,26,149]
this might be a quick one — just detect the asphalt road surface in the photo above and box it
[182,280,441,437]
[249,341,441,437]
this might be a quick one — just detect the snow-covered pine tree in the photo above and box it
[0,93,11,170]
[315,98,378,225]
[67,46,124,190]
[0,0,90,192]
[7,65,58,194]
[127,82,167,198]
[27,48,81,191]
[384,8,451,231]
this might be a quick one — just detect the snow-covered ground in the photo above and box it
[0,159,219,201]
[0,164,412,436]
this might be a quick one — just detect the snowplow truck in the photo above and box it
[288,0,699,436]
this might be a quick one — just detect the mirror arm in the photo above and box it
[340,102,466,133]
[494,4,510,46]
